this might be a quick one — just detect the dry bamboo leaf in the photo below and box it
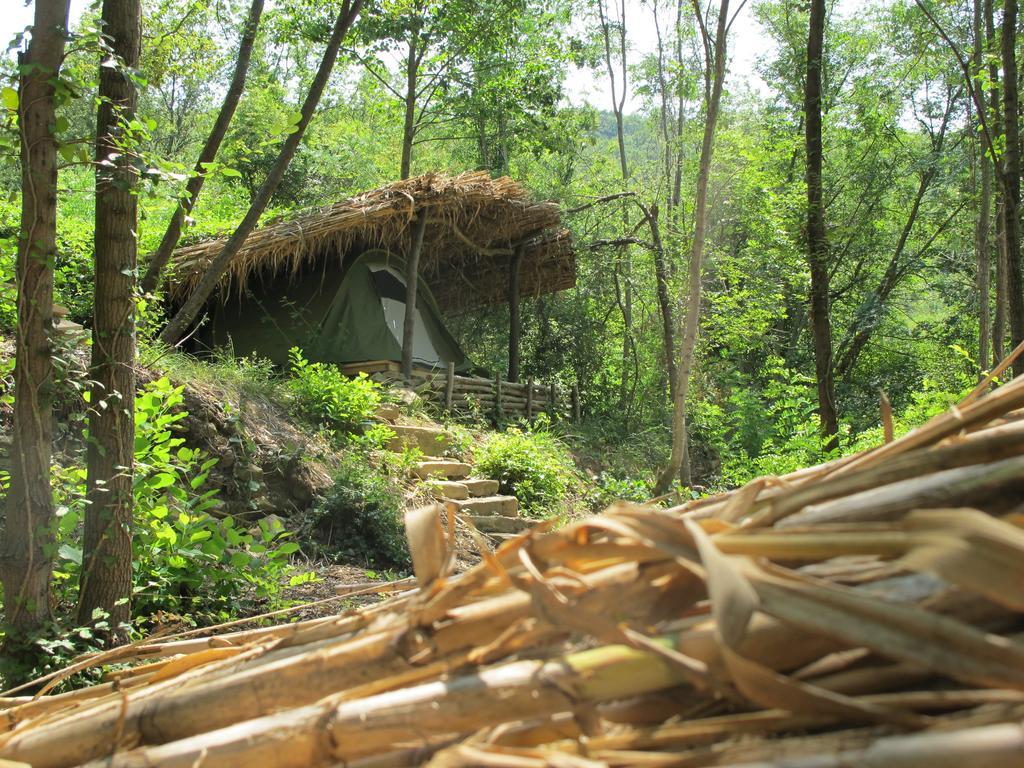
[686,520,922,726]
[897,508,1024,611]
[714,718,1024,768]
[716,479,766,524]
[148,647,247,683]
[751,565,1024,690]
[406,504,450,589]
[778,455,1024,528]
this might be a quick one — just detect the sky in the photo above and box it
[564,0,774,109]
[2,0,778,113]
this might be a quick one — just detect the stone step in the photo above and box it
[460,478,500,497]
[374,404,400,423]
[424,480,469,500]
[451,495,519,518]
[412,460,471,481]
[387,424,449,454]
[463,514,532,535]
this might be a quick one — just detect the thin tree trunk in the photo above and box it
[651,6,678,404]
[79,0,142,630]
[508,246,522,383]
[158,0,363,346]
[597,0,633,419]
[1000,0,1024,376]
[401,213,428,381]
[975,0,991,373]
[654,0,730,495]
[995,200,1008,360]
[805,0,839,450]
[400,33,419,180]
[647,204,677,401]
[988,0,1006,362]
[0,0,71,638]
[140,0,264,295]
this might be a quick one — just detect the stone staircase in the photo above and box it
[375,408,531,536]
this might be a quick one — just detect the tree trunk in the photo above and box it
[140,0,264,295]
[0,0,70,637]
[974,0,991,373]
[1000,0,1024,376]
[647,204,677,401]
[986,0,1006,364]
[995,199,1008,360]
[401,213,428,381]
[654,0,730,495]
[400,34,419,180]
[159,0,363,346]
[79,0,141,630]
[805,0,839,450]
[508,246,522,383]
[597,0,634,420]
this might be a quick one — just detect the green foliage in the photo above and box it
[52,378,303,625]
[845,376,972,456]
[586,471,651,511]
[287,348,382,436]
[309,453,410,570]
[474,417,578,516]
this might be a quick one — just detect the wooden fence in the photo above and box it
[339,360,580,422]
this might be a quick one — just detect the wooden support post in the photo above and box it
[548,382,556,415]
[401,212,429,382]
[571,382,580,423]
[445,361,455,412]
[508,246,523,383]
[494,372,503,422]
[526,376,534,420]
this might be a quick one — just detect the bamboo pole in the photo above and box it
[401,213,428,382]
[444,361,454,411]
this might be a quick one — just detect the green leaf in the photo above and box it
[58,544,82,565]
[1,87,18,111]
[229,551,251,568]
[149,472,176,490]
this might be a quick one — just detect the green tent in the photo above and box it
[201,250,471,371]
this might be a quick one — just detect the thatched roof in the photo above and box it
[169,171,575,309]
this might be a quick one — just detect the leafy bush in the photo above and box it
[287,347,381,435]
[309,454,410,569]
[52,378,304,625]
[474,418,578,516]
[587,471,651,510]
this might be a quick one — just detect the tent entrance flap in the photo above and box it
[310,249,470,371]
[370,263,444,367]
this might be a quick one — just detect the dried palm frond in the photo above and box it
[4,363,1024,767]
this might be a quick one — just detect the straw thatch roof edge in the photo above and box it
[167,171,576,309]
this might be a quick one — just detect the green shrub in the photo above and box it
[474,419,577,516]
[52,378,304,625]
[310,454,410,569]
[287,347,381,435]
[587,471,651,510]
